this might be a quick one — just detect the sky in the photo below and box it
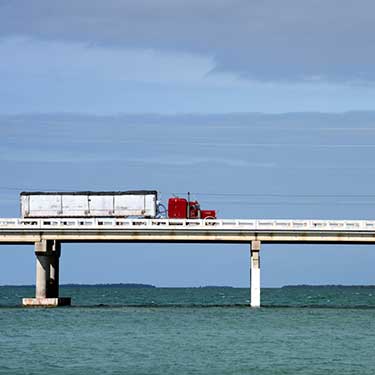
[1,0,375,113]
[1,2,375,287]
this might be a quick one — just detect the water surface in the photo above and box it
[1,286,375,374]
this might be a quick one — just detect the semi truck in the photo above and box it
[20,191,216,219]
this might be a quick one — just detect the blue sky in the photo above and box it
[1,2,375,287]
[2,113,375,287]
[1,0,375,114]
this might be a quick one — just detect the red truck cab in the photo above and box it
[168,197,216,219]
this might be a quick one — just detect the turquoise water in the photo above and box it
[1,286,375,374]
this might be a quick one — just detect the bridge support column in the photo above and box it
[22,240,71,307]
[250,240,261,308]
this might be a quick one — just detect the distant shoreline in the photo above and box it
[0,283,156,288]
[1,284,375,288]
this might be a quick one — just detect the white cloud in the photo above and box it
[1,0,375,83]
[0,37,216,85]
[2,37,375,114]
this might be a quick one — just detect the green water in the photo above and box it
[1,286,375,374]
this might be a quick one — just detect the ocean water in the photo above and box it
[1,286,375,374]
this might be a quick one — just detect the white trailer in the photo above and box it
[20,191,158,218]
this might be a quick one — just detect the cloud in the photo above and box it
[0,0,374,83]
[0,37,214,84]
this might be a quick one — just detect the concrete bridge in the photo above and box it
[1,217,375,307]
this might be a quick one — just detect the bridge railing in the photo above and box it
[1,218,375,231]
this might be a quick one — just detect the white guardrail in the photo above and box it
[0,218,375,231]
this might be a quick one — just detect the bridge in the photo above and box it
[1,217,375,307]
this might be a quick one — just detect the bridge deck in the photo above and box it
[1,218,375,244]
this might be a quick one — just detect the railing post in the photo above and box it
[250,240,261,308]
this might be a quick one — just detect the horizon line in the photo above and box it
[1,283,375,288]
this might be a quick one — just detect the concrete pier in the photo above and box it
[250,240,261,308]
[22,240,70,307]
